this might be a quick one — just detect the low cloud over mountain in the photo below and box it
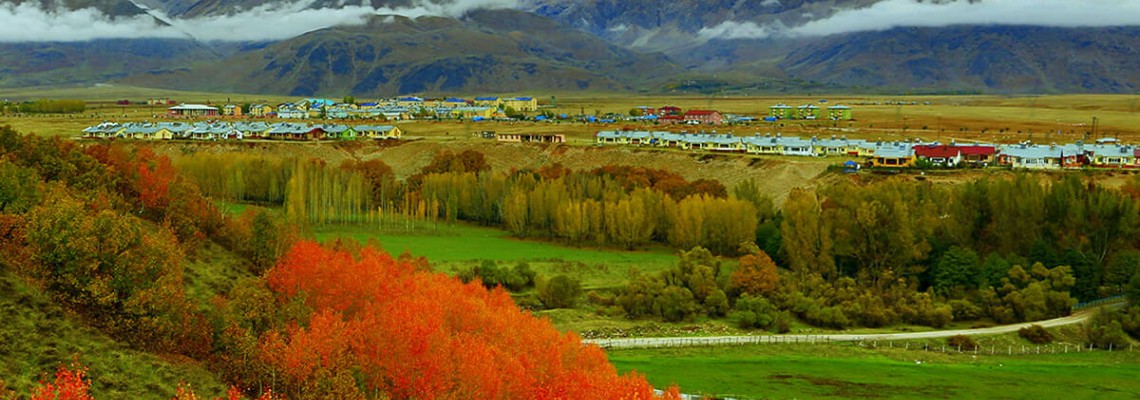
[699,0,1140,40]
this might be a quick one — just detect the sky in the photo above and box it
[2,0,1139,43]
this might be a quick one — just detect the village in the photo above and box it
[80,96,1139,170]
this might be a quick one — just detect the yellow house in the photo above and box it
[355,125,403,140]
[474,97,502,108]
[222,104,243,117]
[449,106,495,120]
[249,104,274,117]
[870,145,915,167]
[397,96,425,108]
[502,96,538,112]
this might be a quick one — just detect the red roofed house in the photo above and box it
[914,145,962,167]
[658,115,685,125]
[657,106,683,116]
[957,145,997,167]
[683,110,723,125]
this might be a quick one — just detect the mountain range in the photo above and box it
[1,0,1138,96]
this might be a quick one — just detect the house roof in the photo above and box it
[513,97,534,101]
[684,110,720,116]
[169,104,217,111]
[355,125,397,132]
[914,145,961,158]
[956,145,996,155]
[474,97,499,101]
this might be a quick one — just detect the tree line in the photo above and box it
[2,99,86,114]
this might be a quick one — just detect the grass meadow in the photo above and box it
[311,222,681,291]
[609,342,1140,399]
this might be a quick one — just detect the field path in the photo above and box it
[587,303,1123,349]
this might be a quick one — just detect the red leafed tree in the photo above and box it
[30,360,94,400]
[136,147,176,211]
[262,240,679,399]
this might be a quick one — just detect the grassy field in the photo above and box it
[311,222,681,290]
[609,342,1140,399]
[0,266,226,398]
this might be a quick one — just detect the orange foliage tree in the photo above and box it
[262,240,679,399]
[29,361,93,400]
[732,249,780,297]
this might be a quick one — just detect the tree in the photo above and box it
[537,275,582,309]
[731,249,779,297]
[1105,250,1140,293]
[931,246,980,295]
[1129,272,1140,305]
[29,360,93,400]
[781,188,835,278]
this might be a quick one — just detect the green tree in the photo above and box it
[932,246,980,295]
[537,275,582,309]
[781,188,835,278]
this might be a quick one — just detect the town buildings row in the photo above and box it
[595,130,1139,169]
[165,96,539,121]
[768,104,853,120]
[81,121,402,141]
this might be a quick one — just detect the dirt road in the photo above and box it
[586,305,1121,349]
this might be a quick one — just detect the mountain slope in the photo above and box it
[779,26,1140,93]
[121,9,679,96]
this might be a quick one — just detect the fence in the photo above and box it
[589,335,1135,356]
[853,340,1134,356]
[1072,295,1127,311]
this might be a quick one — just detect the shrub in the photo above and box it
[537,275,582,309]
[947,335,978,351]
[1018,324,1054,344]
[1086,311,1131,350]
[731,295,780,330]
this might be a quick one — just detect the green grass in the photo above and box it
[609,343,1140,399]
[0,266,226,398]
[312,222,680,290]
[182,241,254,309]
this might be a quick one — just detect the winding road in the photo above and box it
[585,303,1125,349]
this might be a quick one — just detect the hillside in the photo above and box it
[4,0,1140,94]
[119,9,679,96]
[779,26,1140,94]
[0,266,226,397]
[0,39,221,88]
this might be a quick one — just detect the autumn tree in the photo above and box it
[781,188,835,278]
[29,360,93,400]
[732,248,780,297]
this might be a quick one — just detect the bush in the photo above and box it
[461,260,535,292]
[731,295,780,330]
[1086,311,1131,350]
[947,335,978,351]
[1018,324,1054,344]
[537,275,582,309]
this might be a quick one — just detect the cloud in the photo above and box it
[792,0,1140,36]
[697,21,779,40]
[0,0,523,43]
[699,0,1140,40]
[0,3,182,42]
